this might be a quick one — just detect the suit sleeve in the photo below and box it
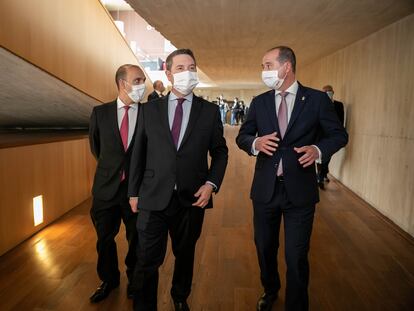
[236,99,258,155]
[128,105,147,197]
[88,107,100,160]
[315,96,348,161]
[207,106,228,193]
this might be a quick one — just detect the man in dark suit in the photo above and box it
[147,80,165,102]
[236,46,348,311]
[128,49,228,311]
[317,85,345,189]
[89,64,146,303]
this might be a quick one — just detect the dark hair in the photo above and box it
[267,46,296,73]
[165,49,196,71]
[115,64,140,89]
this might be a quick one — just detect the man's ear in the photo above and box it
[165,70,173,84]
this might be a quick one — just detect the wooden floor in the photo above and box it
[0,126,413,311]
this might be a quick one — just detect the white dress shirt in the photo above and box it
[168,92,193,149]
[117,97,138,148]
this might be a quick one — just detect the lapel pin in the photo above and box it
[302,96,305,101]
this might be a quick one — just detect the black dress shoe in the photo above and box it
[174,300,190,311]
[89,282,119,303]
[257,292,277,311]
[127,283,134,299]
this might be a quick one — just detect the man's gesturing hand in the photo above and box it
[254,132,280,156]
[294,146,319,168]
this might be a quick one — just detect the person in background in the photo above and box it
[317,84,345,189]
[231,97,239,125]
[238,101,246,124]
[88,64,146,303]
[218,94,227,124]
[147,80,166,102]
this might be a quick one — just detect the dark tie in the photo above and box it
[120,105,130,151]
[120,105,130,181]
[171,98,185,148]
[277,92,288,176]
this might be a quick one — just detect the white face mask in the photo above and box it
[261,69,286,90]
[326,91,334,101]
[172,71,199,96]
[127,83,146,103]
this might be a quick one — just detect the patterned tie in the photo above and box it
[120,105,130,181]
[171,98,185,148]
[277,92,288,176]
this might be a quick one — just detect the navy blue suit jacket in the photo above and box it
[236,83,348,207]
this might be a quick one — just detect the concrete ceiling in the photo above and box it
[0,47,99,128]
[127,0,414,89]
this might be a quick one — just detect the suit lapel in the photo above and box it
[126,103,140,152]
[179,95,202,150]
[157,95,176,151]
[285,83,307,136]
[109,101,125,151]
[264,90,280,134]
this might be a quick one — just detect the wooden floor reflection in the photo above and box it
[0,126,413,311]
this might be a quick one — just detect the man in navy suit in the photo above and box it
[236,46,348,311]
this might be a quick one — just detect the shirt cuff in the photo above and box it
[251,137,259,156]
[206,181,217,191]
[130,196,138,200]
[312,145,322,164]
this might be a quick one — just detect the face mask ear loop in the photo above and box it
[281,64,288,80]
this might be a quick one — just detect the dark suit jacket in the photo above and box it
[89,100,138,201]
[333,100,345,125]
[236,83,348,207]
[128,94,228,211]
[147,90,160,102]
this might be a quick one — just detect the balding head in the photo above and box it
[322,85,334,93]
[153,80,165,93]
[115,64,146,105]
[115,64,145,90]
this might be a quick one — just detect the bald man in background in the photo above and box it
[89,64,146,303]
[147,80,166,101]
[317,85,345,189]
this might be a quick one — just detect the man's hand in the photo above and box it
[294,145,319,167]
[192,183,213,208]
[129,197,139,213]
[255,132,280,156]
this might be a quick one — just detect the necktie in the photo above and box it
[171,98,185,148]
[277,92,288,176]
[120,105,130,181]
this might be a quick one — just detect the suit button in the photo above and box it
[274,163,278,169]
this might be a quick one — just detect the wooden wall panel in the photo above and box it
[0,0,151,103]
[0,139,96,255]
[298,14,414,236]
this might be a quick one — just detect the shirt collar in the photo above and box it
[117,97,138,110]
[275,80,299,96]
[169,91,193,103]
